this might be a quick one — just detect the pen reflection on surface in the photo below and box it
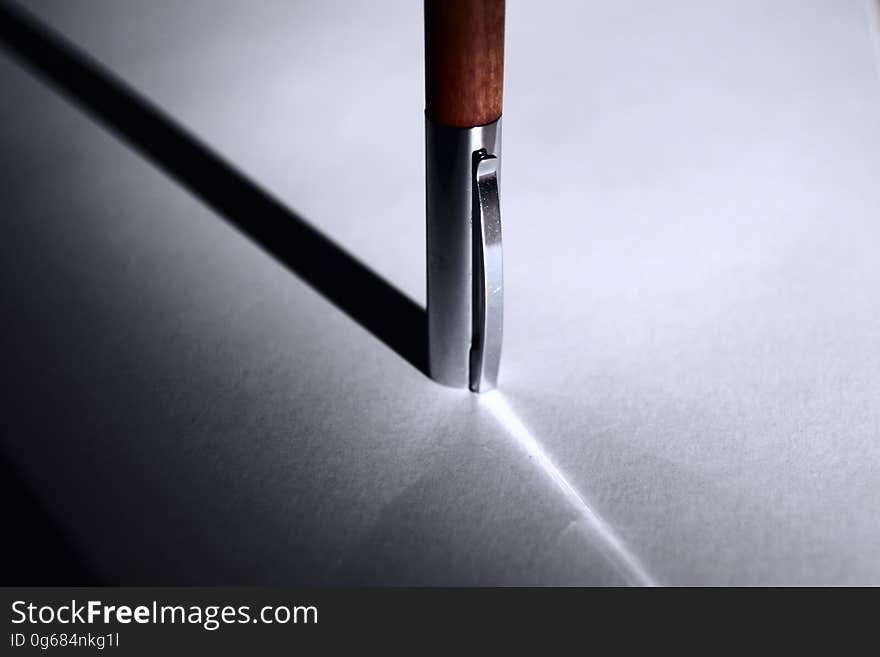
[480,391,657,587]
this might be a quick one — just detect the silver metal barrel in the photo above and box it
[425,117,503,392]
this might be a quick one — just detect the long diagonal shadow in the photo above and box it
[0,1,428,375]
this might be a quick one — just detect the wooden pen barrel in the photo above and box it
[424,0,505,128]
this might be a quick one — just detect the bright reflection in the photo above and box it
[481,390,657,587]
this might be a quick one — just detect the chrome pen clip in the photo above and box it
[469,150,503,391]
[426,118,503,392]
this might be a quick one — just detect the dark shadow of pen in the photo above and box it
[0,0,428,376]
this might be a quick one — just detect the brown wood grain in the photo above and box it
[425,0,505,128]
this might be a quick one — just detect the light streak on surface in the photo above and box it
[481,390,657,587]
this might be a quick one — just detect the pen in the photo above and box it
[425,0,505,392]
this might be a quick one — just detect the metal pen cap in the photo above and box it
[425,118,502,392]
